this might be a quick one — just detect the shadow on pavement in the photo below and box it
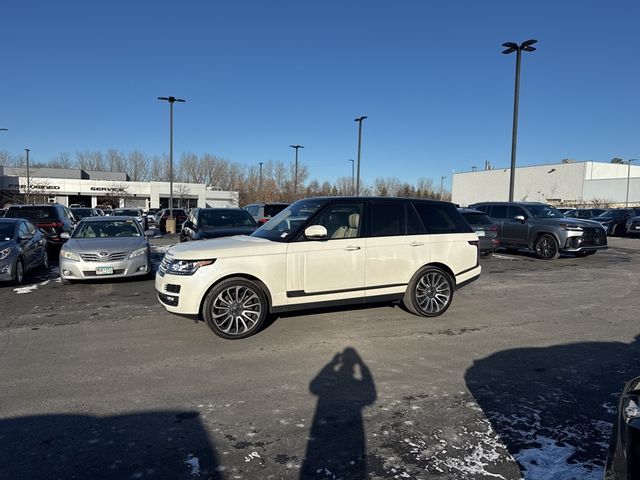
[300,347,376,479]
[0,410,221,480]
[465,336,640,478]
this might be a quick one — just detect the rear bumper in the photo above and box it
[455,265,481,289]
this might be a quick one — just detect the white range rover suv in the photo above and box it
[156,197,481,339]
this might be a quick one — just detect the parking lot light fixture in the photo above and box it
[157,96,186,229]
[0,128,7,132]
[354,116,367,196]
[627,159,637,208]
[289,145,304,200]
[502,39,537,202]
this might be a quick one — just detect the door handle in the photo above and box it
[344,245,361,251]
[409,241,424,247]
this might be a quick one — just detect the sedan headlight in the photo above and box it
[129,247,149,259]
[167,259,215,275]
[559,224,583,232]
[0,247,13,261]
[61,250,81,262]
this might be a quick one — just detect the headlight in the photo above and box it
[129,247,149,259]
[559,224,583,232]
[0,247,13,261]
[167,259,215,275]
[61,250,81,262]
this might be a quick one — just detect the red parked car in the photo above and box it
[157,208,188,233]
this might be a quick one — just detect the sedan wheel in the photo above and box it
[203,278,268,339]
[13,259,24,286]
[404,267,453,317]
[41,249,49,270]
[534,234,560,260]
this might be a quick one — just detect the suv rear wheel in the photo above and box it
[203,278,268,339]
[534,234,560,260]
[403,266,454,317]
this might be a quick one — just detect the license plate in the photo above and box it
[476,230,485,237]
[96,266,114,275]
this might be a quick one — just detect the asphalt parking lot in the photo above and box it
[1,237,639,480]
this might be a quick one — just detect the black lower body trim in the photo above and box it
[271,293,404,314]
[287,283,407,298]
[456,273,480,290]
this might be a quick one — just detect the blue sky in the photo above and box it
[1,0,638,188]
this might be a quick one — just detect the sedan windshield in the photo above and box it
[73,220,142,238]
[593,209,628,219]
[526,205,565,218]
[199,210,257,228]
[113,209,141,217]
[71,208,95,219]
[0,223,15,240]
[251,199,326,242]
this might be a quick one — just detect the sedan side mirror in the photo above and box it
[304,225,328,240]
[60,232,71,240]
[19,233,34,241]
[514,215,526,223]
[183,220,195,230]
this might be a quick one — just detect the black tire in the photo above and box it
[202,277,268,339]
[575,250,597,257]
[534,234,560,260]
[403,266,454,317]
[41,249,49,270]
[12,258,25,286]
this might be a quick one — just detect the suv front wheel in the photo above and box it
[403,266,454,317]
[534,234,560,260]
[203,278,268,339]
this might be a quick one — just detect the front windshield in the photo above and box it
[72,220,142,238]
[71,208,94,219]
[113,209,140,217]
[593,209,624,219]
[526,205,565,219]
[251,199,326,242]
[199,210,257,228]
[0,223,15,240]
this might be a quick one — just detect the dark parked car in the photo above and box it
[70,207,101,220]
[470,201,607,259]
[0,218,49,285]
[244,202,290,225]
[625,209,640,236]
[4,204,76,249]
[0,208,6,217]
[605,376,640,479]
[591,209,636,236]
[180,208,258,242]
[458,208,499,257]
[157,209,188,233]
[564,208,606,219]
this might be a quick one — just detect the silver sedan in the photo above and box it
[59,216,152,284]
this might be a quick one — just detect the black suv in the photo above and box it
[4,204,76,248]
[180,208,258,242]
[591,208,637,236]
[470,202,607,259]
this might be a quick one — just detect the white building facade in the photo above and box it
[452,161,640,207]
[0,166,238,209]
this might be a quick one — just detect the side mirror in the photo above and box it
[60,232,70,240]
[514,215,526,223]
[304,225,328,240]
[19,233,34,241]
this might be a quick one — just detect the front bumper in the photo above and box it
[559,229,608,252]
[59,255,151,281]
[155,264,220,315]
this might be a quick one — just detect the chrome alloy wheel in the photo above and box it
[534,234,559,260]
[415,271,451,315]
[211,285,262,336]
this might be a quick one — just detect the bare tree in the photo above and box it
[174,183,192,208]
[127,150,149,181]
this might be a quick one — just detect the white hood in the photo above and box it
[168,235,286,260]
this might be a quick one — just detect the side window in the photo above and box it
[406,204,425,235]
[18,222,29,239]
[61,207,72,221]
[508,206,527,219]
[490,205,509,219]
[474,205,489,213]
[413,203,473,234]
[370,202,405,237]
[311,203,363,240]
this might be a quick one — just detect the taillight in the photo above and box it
[37,222,64,228]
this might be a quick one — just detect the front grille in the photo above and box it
[580,227,607,247]
[164,284,181,294]
[80,252,128,262]
[83,269,126,276]
[158,251,173,276]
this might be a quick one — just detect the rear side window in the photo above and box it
[462,213,492,225]
[370,202,405,237]
[414,203,473,234]
[489,205,509,219]
[245,205,259,216]
[6,207,56,220]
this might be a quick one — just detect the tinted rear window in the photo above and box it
[5,207,57,220]
[264,205,287,217]
[370,202,405,237]
[462,213,492,225]
[413,203,472,234]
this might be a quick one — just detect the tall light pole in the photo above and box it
[626,159,637,208]
[354,116,367,196]
[25,148,31,205]
[440,176,446,200]
[157,96,185,232]
[348,159,355,195]
[289,145,304,200]
[502,39,537,202]
[258,162,264,199]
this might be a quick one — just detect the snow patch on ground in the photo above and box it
[13,284,39,294]
[516,436,601,480]
[184,454,200,476]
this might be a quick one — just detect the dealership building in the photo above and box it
[452,160,640,207]
[0,166,238,209]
